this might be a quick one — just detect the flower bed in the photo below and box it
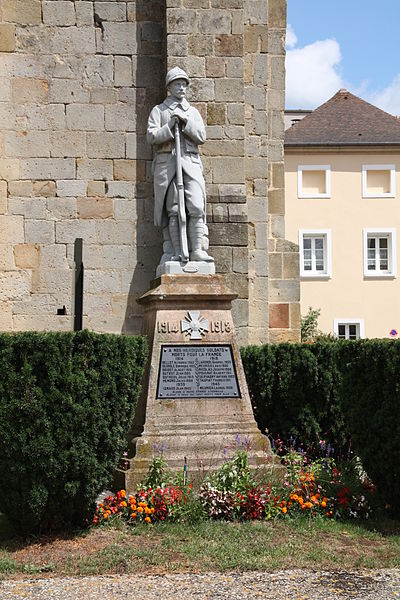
[92,446,377,528]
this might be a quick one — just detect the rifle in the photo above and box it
[174,120,189,262]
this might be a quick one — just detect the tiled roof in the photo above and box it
[285,89,400,147]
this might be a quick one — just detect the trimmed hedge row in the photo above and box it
[241,342,347,456]
[0,330,147,534]
[242,340,400,512]
[339,340,400,512]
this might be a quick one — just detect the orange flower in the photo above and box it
[120,490,126,498]
[103,513,109,520]
[145,516,151,523]
[137,506,143,513]
[120,501,127,507]
[150,507,155,514]
[321,501,327,508]
[298,497,304,505]
[281,506,287,514]
[131,513,137,519]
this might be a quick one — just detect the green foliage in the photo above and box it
[241,342,348,457]
[301,307,322,341]
[242,339,400,513]
[141,455,171,490]
[339,340,400,514]
[206,450,255,493]
[0,330,147,534]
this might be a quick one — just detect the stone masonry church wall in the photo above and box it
[0,0,299,345]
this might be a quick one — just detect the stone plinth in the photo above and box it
[156,260,216,277]
[119,274,281,491]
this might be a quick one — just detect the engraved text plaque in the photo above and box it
[157,345,240,399]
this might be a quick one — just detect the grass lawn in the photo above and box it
[0,514,399,578]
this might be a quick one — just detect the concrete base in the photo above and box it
[117,274,281,492]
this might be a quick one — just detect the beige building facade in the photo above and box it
[0,0,300,346]
[285,89,400,339]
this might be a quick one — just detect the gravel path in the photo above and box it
[0,570,399,599]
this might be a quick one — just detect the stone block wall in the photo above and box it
[0,0,165,333]
[265,0,300,342]
[0,0,300,344]
[166,0,300,345]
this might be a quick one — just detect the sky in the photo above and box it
[286,0,400,115]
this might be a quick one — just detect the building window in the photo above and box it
[363,228,396,278]
[362,164,395,198]
[298,165,331,198]
[334,319,365,340]
[299,229,332,278]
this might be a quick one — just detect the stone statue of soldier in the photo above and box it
[147,67,214,273]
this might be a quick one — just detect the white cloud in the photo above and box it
[286,24,297,49]
[286,26,344,109]
[367,75,400,116]
[285,26,400,116]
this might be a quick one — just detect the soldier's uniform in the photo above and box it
[146,67,212,263]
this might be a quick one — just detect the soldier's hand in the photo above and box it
[168,115,179,130]
[174,109,188,124]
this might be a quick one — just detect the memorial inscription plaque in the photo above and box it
[157,344,240,399]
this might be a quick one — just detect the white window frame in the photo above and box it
[363,228,397,278]
[362,164,395,198]
[298,165,331,198]
[334,319,365,340]
[299,229,332,278]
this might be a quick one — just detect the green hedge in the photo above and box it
[0,330,147,534]
[242,340,400,513]
[339,340,400,512]
[241,342,348,456]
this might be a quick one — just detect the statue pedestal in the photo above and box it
[118,274,281,491]
[156,260,215,277]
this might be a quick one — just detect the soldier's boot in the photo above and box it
[168,216,182,261]
[188,217,214,262]
[159,225,174,264]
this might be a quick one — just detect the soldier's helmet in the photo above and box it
[166,67,190,88]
